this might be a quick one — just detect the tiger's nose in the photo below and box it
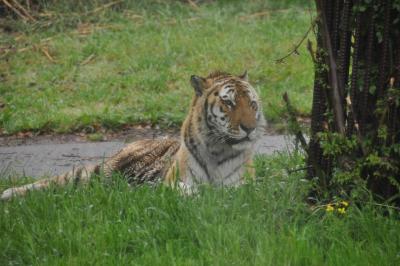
[240,124,255,135]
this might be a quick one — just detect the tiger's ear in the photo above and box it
[190,75,206,96]
[239,70,248,81]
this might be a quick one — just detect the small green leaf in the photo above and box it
[369,85,377,94]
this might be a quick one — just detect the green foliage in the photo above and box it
[1,153,399,265]
[314,124,400,200]
[307,0,400,204]
[318,132,358,157]
[311,85,400,203]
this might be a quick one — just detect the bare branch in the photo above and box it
[10,0,36,21]
[315,0,346,135]
[275,19,316,63]
[2,0,29,21]
[282,92,308,151]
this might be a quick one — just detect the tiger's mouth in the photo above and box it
[226,136,251,145]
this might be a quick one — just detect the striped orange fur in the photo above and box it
[1,71,265,200]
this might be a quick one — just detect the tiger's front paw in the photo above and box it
[177,182,197,196]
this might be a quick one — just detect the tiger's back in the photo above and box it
[104,138,180,185]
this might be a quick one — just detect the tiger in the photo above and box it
[1,71,266,200]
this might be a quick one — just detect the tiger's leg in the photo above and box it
[243,158,256,182]
[164,160,179,188]
[163,154,195,195]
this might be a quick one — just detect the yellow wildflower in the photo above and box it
[338,207,346,214]
[326,204,334,212]
[341,201,349,207]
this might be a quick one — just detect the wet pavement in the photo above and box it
[0,135,290,178]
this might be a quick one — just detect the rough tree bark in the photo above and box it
[307,0,400,204]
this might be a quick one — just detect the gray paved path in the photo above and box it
[0,135,290,178]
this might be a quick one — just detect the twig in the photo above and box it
[239,11,270,21]
[345,95,366,155]
[348,8,362,137]
[287,166,312,174]
[74,24,123,36]
[164,17,200,25]
[40,46,56,63]
[80,54,96,65]
[123,11,144,21]
[2,0,29,21]
[275,19,316,63]
[11,0,36,21]
[14,37,54,53]
[283,92,308,151]
[86,0,122,15]
[306,39,316,64]
[187,0,199,10]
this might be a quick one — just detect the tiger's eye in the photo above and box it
[251,101,258,111]
[222,99,234,108]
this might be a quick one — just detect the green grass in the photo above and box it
[0,0,314,134]
[1,153,399,265]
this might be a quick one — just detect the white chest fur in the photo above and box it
[182,142,251,187]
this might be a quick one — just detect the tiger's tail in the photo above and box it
[1,138,180,200]
[1,163,106,200]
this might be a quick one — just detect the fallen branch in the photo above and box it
[10,0,36,21]
[74,23,123,36]
[239,11,270,21]
[2,0,29,21]
[80,54,96,66]
[86,0,123,15]
[123,11,144,21]
[40,46,56,63]
[15,37,54,53]
[187,0,199,10]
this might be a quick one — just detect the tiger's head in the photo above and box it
[189,71,266,150]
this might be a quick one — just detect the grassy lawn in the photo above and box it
[2,2,399,265]
[1,2,399,265]
[0,0,314,134]
[1,153,399,265]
